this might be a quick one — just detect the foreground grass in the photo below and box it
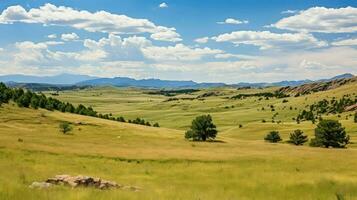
[1,104,357,199]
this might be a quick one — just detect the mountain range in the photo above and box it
[0,73,354,89]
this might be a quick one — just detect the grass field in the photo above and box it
[0,82,357,199]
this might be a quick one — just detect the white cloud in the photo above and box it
[141,44,223,61]
[47,34,57,39]
[159,3,168,8]
[212,31,327,50]
[273,6,357,33]
[217,18,248,25]
[61,33,79,41]
[195,37,209,44]
[150,26,182,42]
[281,10,298,14]
[214,53,257,60]
[0,35,355,83]
[331,38,357,46]
[0,3,181,42]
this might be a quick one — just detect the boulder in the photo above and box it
[45,175,121,190]
[29,182,52,189]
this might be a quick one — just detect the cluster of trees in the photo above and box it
[296,110,316,123]
[147,89,199,97]
[231,91,289,100]
[265,120,350,148]
[185,115,217,141]
[59,122,73,134]
[296,96,357,123]
[0,83,159,128]
[128,117,160,127]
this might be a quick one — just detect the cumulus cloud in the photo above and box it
[0,38,356,82]
[273,6,357,33]
[281,10,298,14]
[0,3,181,42]
[150,26,182,42]
[61,33,79,41]
[47,34,57,39]
[217,18,248,25]
[331,38,357,46]
[214,53,257,60]
[212,31,327,50]
[195,37,209,44]
[159,3,168,8]
[141,44,223,61]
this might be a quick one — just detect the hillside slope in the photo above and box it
[278,76,357,95]
[1,101,357,199]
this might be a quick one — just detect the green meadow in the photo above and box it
[0,81,357,199]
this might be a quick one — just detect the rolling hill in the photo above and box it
[0,73,356,199]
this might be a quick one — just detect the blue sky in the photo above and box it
[0,0,356,83]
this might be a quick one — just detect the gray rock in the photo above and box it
[29,182,52,189]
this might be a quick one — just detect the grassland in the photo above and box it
[0,81,357,199]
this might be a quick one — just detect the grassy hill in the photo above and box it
[0,79,357,199]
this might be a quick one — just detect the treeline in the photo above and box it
[0,83,159,127]
[146,89,199,97]
[296,95,357,123]
[6,82,91,92]
[231,91,289,99]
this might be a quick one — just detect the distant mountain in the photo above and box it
[5,82,91,92]
[0,73,98,85]
[318,73,354,82]
[232,73,354,88]
[0,73,354,89]
[77,77,226,88]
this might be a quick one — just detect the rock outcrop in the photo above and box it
[30,175,140,191]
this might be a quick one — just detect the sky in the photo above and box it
[0,0,356,83]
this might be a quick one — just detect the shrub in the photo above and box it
[288,129,308,145]
[354,112,357,123]
[59,122,72,134]
[153,122,160,127]
[310,119,349,148]
[264,131,282,143]
[185,115,217,141]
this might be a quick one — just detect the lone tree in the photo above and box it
[354,112,357,123]
[288,129,308,145]
[185,115,217,141]
[264,131,282,143]
[59,122,72,134]
[310,119,349,148]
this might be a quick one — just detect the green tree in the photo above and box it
[153,122,160,127]
[185,115,217,141]
[264,131,282,143]
[288,129,308,145]
[59,122,72,134]
[310,119,349,148]
[354,112,357,123]
[30,96,40,109]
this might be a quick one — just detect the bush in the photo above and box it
[354,112,357,123]
[288,129,308,145]
[153,122,160,127]
[185,115,217,141]
[264,131,282,143]
[59,122,72,134]
[310,119,349,148]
